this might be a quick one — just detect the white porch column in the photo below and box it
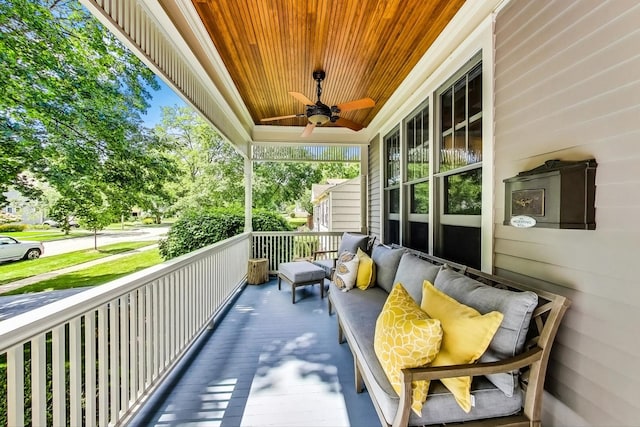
[360,145,369,234]
[244,155,253,232]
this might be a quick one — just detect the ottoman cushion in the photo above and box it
[279,261,325,282]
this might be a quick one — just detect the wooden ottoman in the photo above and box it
[278,261,326,304]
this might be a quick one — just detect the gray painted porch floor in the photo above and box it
[130,278,380,427]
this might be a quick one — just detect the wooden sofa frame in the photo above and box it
[330,246,570,427]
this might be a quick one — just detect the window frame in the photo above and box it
[433,53,484,268]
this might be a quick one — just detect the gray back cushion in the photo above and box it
[338,232,369,256]
[393,253,441,303]
[371,245,405,293]
[433,268,538,396]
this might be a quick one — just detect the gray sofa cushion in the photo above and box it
[434,268,538,396]
[328,282,394,395]
[371,245,405,293]
[393,253,441,303]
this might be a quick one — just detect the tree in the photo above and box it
[252,162,323,211]
[156,106,244,214]
[0,0,162,204]
[78,198,116,250]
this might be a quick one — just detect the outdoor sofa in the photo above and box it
[323,236,570,427]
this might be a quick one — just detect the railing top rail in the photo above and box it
[0,232,251,352]
[252,231,347,236]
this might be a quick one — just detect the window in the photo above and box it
[383,128,400,244]
[439,63,482,172]
[404,103,429,252]
[435,58,483,269]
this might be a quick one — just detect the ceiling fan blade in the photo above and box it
[334,117,364,132]
[301,123,316,137]
[289,91,315,105]
[260,114,304,122]
[335,97,375,112]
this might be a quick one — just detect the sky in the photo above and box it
[141,77,187,127]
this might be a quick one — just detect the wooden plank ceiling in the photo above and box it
[191,0,465,131]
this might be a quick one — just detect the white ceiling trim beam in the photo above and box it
[168,1,255,130]
[252,125,371,146]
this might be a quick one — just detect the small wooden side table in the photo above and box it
[247,258,269,285]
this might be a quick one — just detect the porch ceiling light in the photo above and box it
[308,112,331,125]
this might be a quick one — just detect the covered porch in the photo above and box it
[2,0,639,426]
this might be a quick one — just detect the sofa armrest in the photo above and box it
[405,346,543,381]
[392,347,543,427]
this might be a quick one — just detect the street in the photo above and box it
[42,225,169,256]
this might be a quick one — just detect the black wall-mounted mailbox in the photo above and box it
[503,159,597,230]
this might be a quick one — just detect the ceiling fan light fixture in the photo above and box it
[261,70,375,136]
[308,113,330,125]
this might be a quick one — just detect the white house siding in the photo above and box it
[494,1,640,425]
[368,134,381,240]
[329,179,362,232]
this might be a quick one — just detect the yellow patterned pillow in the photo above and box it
[421,281,504,412]
[356,248,376,290]
[374,283,442,415]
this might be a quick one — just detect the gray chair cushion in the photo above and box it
[338,232,369,256]
[371,245,405,293]
[434,268,538,396]
[312,233,370,279]
[392,253,441,303]
[312,258,334,279]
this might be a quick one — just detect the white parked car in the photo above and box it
[43,218,80,228]
[0,235,44,262]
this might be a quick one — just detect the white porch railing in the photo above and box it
[252,231,343,273]
[0,232,250,427]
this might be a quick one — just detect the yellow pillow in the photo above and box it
[421,281,504,412]
[374,283,442,415]
[356,248,376,290]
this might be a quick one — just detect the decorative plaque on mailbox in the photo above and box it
[503,159,597,230]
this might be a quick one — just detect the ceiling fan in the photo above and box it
[260,70,375,137]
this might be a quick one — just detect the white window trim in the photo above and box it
[377,15,495,272]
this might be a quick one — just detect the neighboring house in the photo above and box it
[311,177,362,232]
[1,190,45,225]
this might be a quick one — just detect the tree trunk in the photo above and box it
[247,258,269,285]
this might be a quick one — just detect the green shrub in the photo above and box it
[293,237,319,258]
[0,212,20,224]
[0,223,28,232]
[158,208,292,260]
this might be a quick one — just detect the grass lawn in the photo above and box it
[287,217,308,228]
[2,248,163,295]
[0,241,156,285]
[6,230,93,241]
